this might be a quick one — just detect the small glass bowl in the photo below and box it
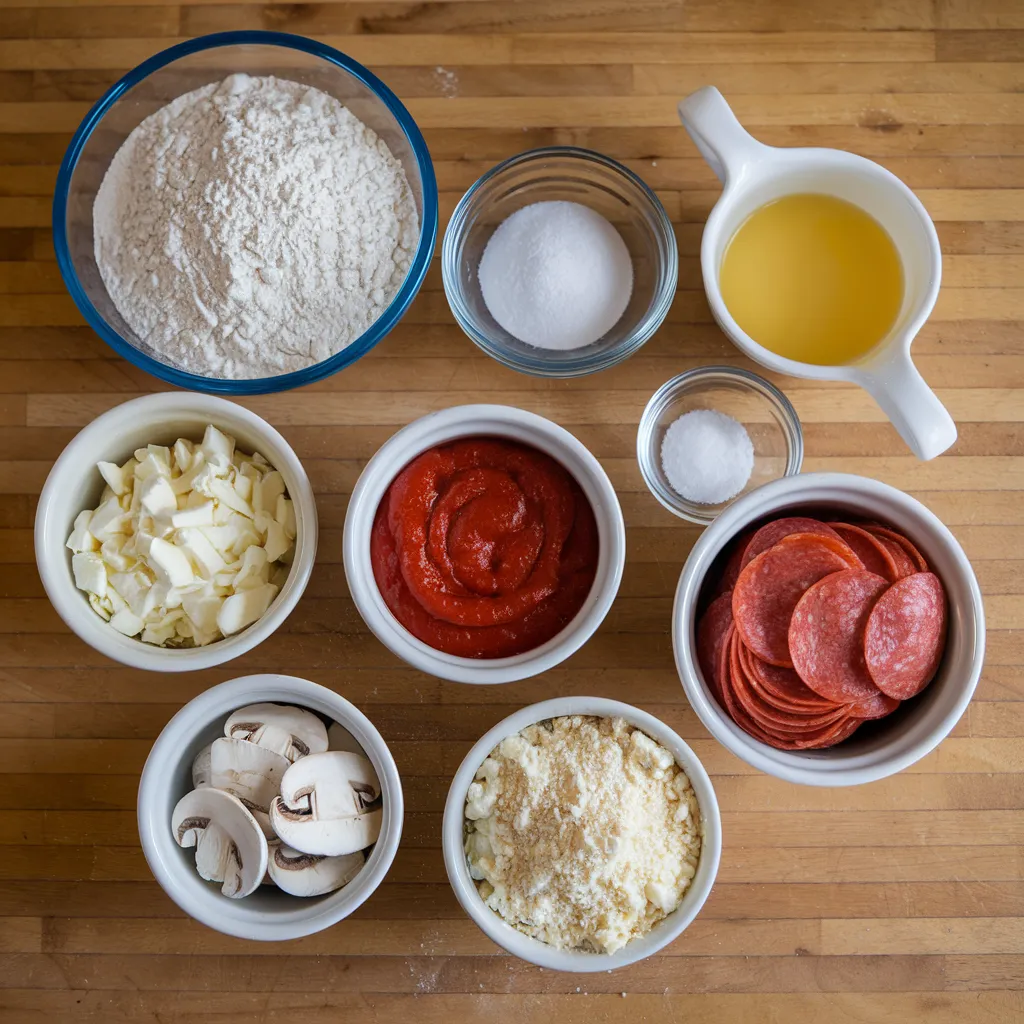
[637,366,804,525]
[441,146,678,378]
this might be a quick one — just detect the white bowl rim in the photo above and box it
[441,696,722,971]
[343,404,626,684]
[673,472,986,786]
[137,673,404,940]
[33,392,318,671]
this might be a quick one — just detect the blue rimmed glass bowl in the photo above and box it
[53,31,438,395]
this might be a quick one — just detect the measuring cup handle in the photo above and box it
[677,87,767,184]
[858,354,957,461]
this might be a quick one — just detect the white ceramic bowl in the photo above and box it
[138,674,403,940]
[343,404,626,683]
[442,697,721,971]
[673,473,986,786]
[34,392,318,671]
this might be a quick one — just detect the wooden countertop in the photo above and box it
[1,2,1022,1021]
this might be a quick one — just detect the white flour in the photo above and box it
[93,74,419,379]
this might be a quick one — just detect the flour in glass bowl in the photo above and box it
[93,73,420,379]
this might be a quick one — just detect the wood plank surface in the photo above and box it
[1,1,1022,1021]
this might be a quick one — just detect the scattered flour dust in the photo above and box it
[94,73,419,379]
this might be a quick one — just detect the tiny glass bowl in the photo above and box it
[441,146,678,378]
[637,366,804,525]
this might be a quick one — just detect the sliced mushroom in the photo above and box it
[269,750,382,857]
[171,787,268,898]
[192,743,212,788]
[327,721,363,755]
[209,737,289,839]
[224,703,329,762]
[267,842,365,897]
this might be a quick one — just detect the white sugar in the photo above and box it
[477,200,633,351]
[660,408,754,504]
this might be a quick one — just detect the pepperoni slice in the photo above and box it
[850,689,901,720]
[741,517,849,568]
[696,591,734,703]
[712,528,756,598]
[830,522,900,582]
[864,573,947,699]
[788,570,890,702]
[739,641,841,713]
[865,530,916,579]
[729,632,849,733]
[867,525,930,574]
[732,533,862,667]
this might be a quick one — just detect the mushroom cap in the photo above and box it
[269,801,382,857]
[278,750,381,819]
[209,737,288,838]
[191,743,212,788]
[267,843,365,897]
[170,787,268,898]
[224,702,329,762]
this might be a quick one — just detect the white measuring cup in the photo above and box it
[679,86,956,461]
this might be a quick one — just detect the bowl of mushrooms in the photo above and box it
[138,674,403,939]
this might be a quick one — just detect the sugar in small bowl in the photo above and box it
[443,147,678,378]
[637,366,803,525]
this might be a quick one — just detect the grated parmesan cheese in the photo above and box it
[464,715,702,954]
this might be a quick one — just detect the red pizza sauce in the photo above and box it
[370,437,599,659]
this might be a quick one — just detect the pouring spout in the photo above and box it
[854,350,957,461]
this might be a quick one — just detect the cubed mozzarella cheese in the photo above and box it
[139,474,178,516]
[97,461,129,496]
[72,552,107,598]
[263,520,291,563]
[109,608,144,637]
[148,537,194,588]
[253,471,285,515]
[177,527,227,578]
[66,509,99,553]
[89,496,128,538]
[216,583,277,636]
[275,495,296,540]
[170,501,215,528]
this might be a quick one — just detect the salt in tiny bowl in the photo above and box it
[637,365,803,525]
[442,696,722,971]
[138,673,403,940]
[442,146,678,378]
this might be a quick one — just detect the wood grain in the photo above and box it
[1,2,1021,1021]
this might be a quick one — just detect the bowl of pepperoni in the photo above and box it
[343,404,626,684]
[672,473,985,785]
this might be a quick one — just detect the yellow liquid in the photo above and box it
[719,193,903,366]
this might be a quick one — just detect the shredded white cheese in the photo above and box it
[464,715,702,954]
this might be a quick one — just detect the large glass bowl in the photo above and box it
[442,147,678,377]
[53,31,438,395]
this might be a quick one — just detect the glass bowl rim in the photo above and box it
[441,144,679,379]
[52,29,439,396]
[637,364,805,525]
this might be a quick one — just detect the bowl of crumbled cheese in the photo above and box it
[52,31,438,394]
[35,393,317,671]
[442,697,721,971]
